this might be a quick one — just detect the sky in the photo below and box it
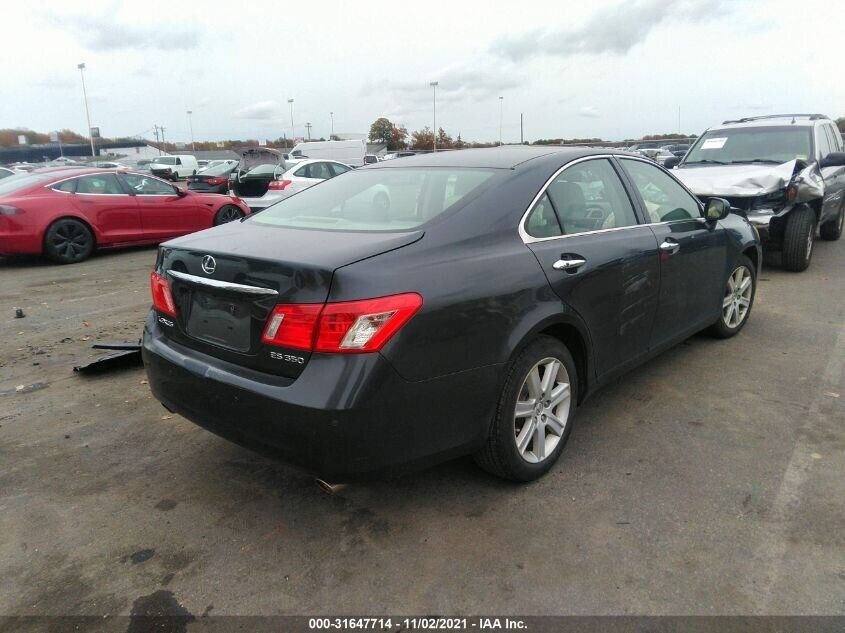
[1,0,843,144]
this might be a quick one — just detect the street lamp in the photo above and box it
[288,99,295,146]
[77,63,95,157]
[186,110,195,151]
[330,112,334,139]
[498,96,504,146]
[430,81,438,152]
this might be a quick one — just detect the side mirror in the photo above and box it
[820,152,845,168]
[663,156,681,169]
[176,188,187,197]
[704,197,731,223]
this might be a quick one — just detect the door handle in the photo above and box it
[553,258,587,271]
[659,239,680,255]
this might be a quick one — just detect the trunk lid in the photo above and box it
[156,221,423,378]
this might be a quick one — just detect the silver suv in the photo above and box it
[670,114,845,271]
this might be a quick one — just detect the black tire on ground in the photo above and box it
[474,335,578,482]
[820,201,844,241]
[43,218,94,264]
[781,205,816,272]
[707,255,756,339]
[213,205,244,225]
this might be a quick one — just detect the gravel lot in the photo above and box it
[0,239,843,617]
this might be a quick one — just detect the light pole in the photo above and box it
[77,63,95,157]
[330,112,334,139]
[430,81,438,152]
[498,96,504,146]
[186,110,195,151]
[288,99,295,145]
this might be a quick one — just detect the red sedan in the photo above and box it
[0,168,251,264]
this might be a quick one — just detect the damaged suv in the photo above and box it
[670,114,845,271]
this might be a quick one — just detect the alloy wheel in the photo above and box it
[216,205,243,224]
[514,357,572,463]
[722,265,753,329]
[51,222,90,260]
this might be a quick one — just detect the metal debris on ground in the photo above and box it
[73,340,143,375]
[14,307,25,318]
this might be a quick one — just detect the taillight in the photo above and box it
[150,271,178,317]
[268,179,292,190]
[261,304,322,350]
[206,177,227,185]
[261,293,422,353]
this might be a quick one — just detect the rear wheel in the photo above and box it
[44,218,94,264]
[474,336,577,481]
[781,205,815,272]
[708,255,755,338]
[214,205,244,225]
[820,202,844,241]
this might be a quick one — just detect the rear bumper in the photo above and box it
[236,191,289,212]
[0,221,42,256]
[142,311,500,479]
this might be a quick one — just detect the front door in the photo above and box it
[617,157,727,348]
[120,173,199,240]
[525,158,660,379]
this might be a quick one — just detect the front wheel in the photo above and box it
[820,202,844,241]
[708,255,755,338]
[44,218,94,264]
[214,204,244,225]
[781,206,816,271]
[474,336,577,481]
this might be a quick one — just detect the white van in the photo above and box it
[149,155,200,181]
[286,140,367,168]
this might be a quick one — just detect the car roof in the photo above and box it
[364,146,633,170]
[713,114,829,131]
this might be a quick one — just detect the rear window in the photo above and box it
[252,167,497,232]
[201,162,236,176]
[0,173,54,195]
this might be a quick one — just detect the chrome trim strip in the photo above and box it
[518,154,705,244]
[167,270,279,296]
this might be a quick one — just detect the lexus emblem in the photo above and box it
[201,255,217,275]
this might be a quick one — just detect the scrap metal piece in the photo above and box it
[74,340,143,374]
[14,307,24,318]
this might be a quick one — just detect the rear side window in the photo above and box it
[252,167,496,232]
[525,193,562,238]
[75,174,124,195]
[51,179,77,193]
[545,159,638,234]
[329,163,350,177]
[620,159,701,222]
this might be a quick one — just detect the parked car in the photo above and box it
[231,159,352,211]
[187,161,239,194]
[198,159,237,173]
[0,167,15,180]
[0,168,250,264]
[229,148,285,199]
[92,161,128,169]
[286,139,368,168]
[670,114,845,271]
[661,143,690,157]
[142,147,761,482]
[149,155,199,181]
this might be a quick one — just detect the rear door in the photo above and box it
[70,173,142,243]
[617,157,727,347]
[818,123,845,225]
[120,173,200,240]
[524,157,660,379]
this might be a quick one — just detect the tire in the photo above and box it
[781,205,816,272]
[707,255,756,338]
[474,336,578,482]
[213,205,244,226]
[44,218,94,264]
[820,201,844,241]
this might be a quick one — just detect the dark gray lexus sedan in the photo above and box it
[142,147,761,481]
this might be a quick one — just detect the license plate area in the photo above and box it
[185,291,252,352]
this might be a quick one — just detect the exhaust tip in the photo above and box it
[315,478,346,495]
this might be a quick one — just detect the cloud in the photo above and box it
[578,106,601,118]
[234,101,281,120]
[54,13,199,51]
[491,0,732,61]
